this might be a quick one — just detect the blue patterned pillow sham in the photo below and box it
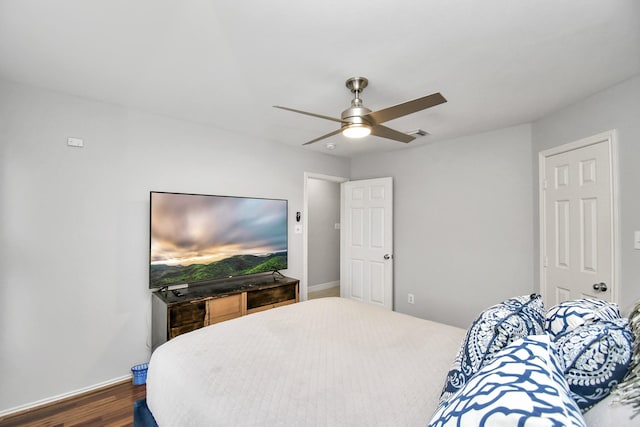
[554,318,633,411]
[545,298,621,339]
[429,335,586,427]
[439,294,545,403]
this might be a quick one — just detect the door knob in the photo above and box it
[384,254,392,260]
[593,282,608,292]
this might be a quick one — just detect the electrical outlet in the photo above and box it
[408,293,415,304]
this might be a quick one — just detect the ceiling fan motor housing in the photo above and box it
[341,106,373,127]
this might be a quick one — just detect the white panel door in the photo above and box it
[341,177,393,309]
[541,133,616,307]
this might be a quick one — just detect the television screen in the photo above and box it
[149,192,288,289]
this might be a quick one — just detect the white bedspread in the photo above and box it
[147,297,465,427]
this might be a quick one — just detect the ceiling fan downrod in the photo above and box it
[346,77,368,108]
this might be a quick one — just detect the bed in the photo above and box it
[142,297,466,426]
[137,296,639,426]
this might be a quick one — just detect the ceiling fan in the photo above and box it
[274,77,447,146]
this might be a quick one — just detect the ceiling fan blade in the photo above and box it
[273,105,345,124]
[370,124,415,143]
[365,92,447,124]
[302,128,343,145]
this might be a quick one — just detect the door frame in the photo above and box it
[302,172,349,301]
[538,129,620,306]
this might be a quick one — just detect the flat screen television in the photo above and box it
[149,191,288,289]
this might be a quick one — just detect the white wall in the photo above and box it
[0,79,350,413]
[532,74,640,310]
[307,178,340,287]
[351,124,534,328]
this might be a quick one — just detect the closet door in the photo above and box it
[540,132,617,307]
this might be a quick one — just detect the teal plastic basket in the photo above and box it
[131,363,148,385]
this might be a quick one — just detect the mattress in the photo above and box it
[146,297,466,426]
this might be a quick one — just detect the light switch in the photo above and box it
[635,231,640,250]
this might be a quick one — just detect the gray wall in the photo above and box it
[351,124,534,328]
[532,74,640,310]
[0,79,350,413]
[307,178,340,287]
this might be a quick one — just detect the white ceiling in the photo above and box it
[1,1,639,158]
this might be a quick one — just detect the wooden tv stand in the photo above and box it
[151,274,299,350]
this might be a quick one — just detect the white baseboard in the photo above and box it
[308,280,340,292]
[0,374,132,418]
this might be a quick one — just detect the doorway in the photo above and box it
[302,172,348,301]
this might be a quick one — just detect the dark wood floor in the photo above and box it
[0,380,146,427]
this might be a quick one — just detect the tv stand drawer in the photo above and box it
[169,301,206,328]
[246,283,297,310]
[208,294,245,324]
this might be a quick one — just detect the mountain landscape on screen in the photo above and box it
[150,252,287,287]
[150,192,288,288]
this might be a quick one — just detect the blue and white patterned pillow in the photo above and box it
[439,294,545,403]
[546,298,621,339]
[554,318,633,411]
[429,335,586,427]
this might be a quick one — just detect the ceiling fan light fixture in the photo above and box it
[342,124,371,139]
